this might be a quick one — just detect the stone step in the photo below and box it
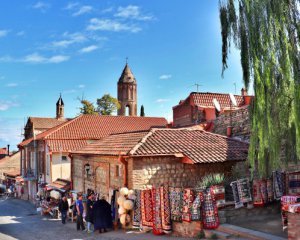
[204,229,232,239]
[217,224,286,240]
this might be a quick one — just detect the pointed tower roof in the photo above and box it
[56,94,64,106]
[118,63,136,83]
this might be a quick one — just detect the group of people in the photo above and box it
[58,193,113,234]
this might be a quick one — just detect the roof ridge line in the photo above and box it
[129,129,156,155]
[42,115,82,139]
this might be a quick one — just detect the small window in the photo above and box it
[62,156,68,161]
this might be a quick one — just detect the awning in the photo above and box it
[4,170,21,178]
[46,179,71,193]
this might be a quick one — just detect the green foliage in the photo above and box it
[197,230,206,239]
[96,94,120,115]
[196,173,226,189]
[79,100,97,115]
[210,233,218,239]
[140,105,145,117]
[219,0,300,177]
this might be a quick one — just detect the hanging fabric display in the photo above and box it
[182,188,195,222]
[280,195,300,230]
[253,179,264,207]
[266,179,274,203]
[260,180,268,204]
[191,191,201,221]
[273,170,284,200]
[200,189,219,229]
[141,189,153,228]
[287,171,300,195]
[230,181,243,208]
[210,185,225,208]
[152,188,164,235]
[159,186,172,234]
[169,187,183,222]
[237,178,252,203]
[133,190,141,228]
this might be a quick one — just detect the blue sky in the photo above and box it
[0,1,246,149]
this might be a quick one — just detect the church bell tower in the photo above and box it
[117,63,137,116]
[56,94,64,119]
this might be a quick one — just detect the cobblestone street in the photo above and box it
[0,198,191,240]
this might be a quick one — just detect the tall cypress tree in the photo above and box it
[140,105,145,117]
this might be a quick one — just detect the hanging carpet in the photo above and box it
[159,186,172,234]
[152,188,164,235]
[133,190,141,228]
[287,171,300,195]
[237,178,252,203]
[230,181,243,209]
[169,187,183,222]
[141,189,153,228]
[200,189,219,229]
[210,185,225,208]
[182,188,195,222]
[191,191,201,221]
[273,170,284,200]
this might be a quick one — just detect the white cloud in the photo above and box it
[64,2,79,10]
[23,53,70,64]
[63,89,77,94]
[0,56,13,62]
[32,2,50,12]
[0,30,8,38]
[72,5,93,16]
[52,32,87,48]
[6,83,18,87]
[159,74,172,80]
[78,84,85,88]
[79,45,98,53]
[156,99,170,103]
[16,31,25,36]
[87,18,141,33]
[115,5,153,21]
[102,7,113,14]
[0,101,19,111]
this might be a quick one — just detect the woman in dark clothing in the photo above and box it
[85,194,94,233]
[93,196,112,233]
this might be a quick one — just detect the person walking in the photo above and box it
[59,196,69,224]
[76,195,86,231]
[93,195,112,233]
[85,194,94,233]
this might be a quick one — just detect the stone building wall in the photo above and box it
[128,156,239,190]
[213,106,250,142]
[72,155,124,195]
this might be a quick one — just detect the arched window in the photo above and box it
[125,105,130,116]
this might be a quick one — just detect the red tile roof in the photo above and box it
[29,117,69,129]
[0,148,7,155]
[174,92,246,110]
[72,131,149,155]
[19,115,167,152]
[129,128,249,163]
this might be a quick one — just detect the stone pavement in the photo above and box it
[0,198,192,240]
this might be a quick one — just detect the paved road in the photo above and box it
[0,198,191,240]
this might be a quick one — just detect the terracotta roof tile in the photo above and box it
[130,128,249,163]
[72,131,149,155]
[0,148,7,155]
[29,117,69,129]
[19,115,167,152]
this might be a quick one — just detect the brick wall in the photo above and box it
[213,106,250,141]
[173,102,194,127]
[72,154,124,195]
[128,156,238,190]
[288,213,300,240]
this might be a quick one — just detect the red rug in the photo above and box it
[152,188,164,235]
[182,188,195,222]
[210,185,225,208]
[141,189,153,228]
[253,179,264,207]
[159,186,172,234]
[200,189,219,229]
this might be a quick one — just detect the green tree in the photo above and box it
[140,105,145,117]
[219,0,300,176]
[96,94,120,115]
[79,100,97,115]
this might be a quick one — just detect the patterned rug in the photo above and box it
[133,190,141,228]
[200,189,219,229]
[230,181,243,209]
[191,191,201,221]
[159,186,172,234]
[260,180,268,204]
[273,170,284,200]
[253,179,264,207]
[210,185,225,208]
[169,187,183,222]
[237,178,252,203]
[281,195,300,230]
[287,171,300,195]
[141,189,153,228]
[152,188,164,235]
[182,188,195,222]
[266,179,274,203]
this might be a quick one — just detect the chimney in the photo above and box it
[7,144,10,156]
[227,126,233,137]
[241,88,248,96]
